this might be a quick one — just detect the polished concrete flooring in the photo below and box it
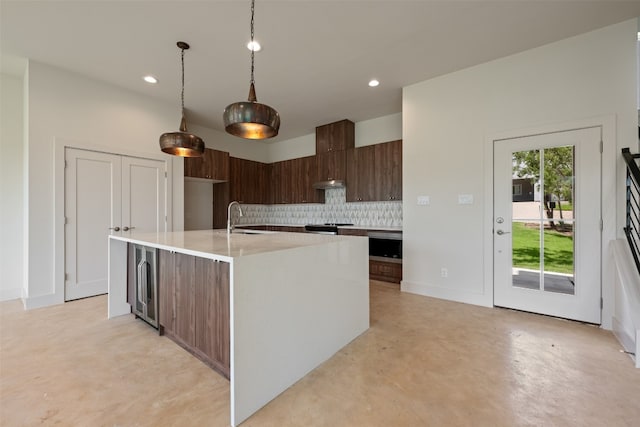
[1,282,639,426]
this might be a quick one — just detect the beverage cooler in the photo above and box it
[129,244,159,328]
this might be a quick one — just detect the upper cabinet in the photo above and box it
[184,148,230,181]
[272,156,323,204]
[229,157,271,204]
[346,140,402,202]
[316,119,355,153]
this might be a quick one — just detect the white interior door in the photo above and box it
[122,156,166,234]
[493,127,602,324]
[65,149,167,301]
[65,148,122,300]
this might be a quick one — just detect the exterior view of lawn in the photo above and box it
[511,222,574,275]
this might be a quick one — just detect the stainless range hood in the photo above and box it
[312,179,345,190]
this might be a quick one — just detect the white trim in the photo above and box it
[53,137,173,307]
[483,115,616,329]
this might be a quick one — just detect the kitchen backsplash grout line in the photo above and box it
[236,188,402,227]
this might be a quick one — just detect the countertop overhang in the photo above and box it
[109,229,364,262]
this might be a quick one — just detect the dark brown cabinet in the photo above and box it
[316,119,355,153]
[369,259,402,284]
[316,150,347,183]
[229,157,271,204]
[346,145,376,202]
[184,148,230,181]
[158,249,230,378]
[375,140,402,201]
[291,156,323,203]
[346,140,402,202]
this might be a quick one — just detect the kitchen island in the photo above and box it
[107,229,369,426]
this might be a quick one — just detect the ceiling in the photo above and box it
[2,1,639,143]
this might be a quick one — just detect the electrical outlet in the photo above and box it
[441,268,448,278]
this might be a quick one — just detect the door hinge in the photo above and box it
[64,160,68,169]
[600,219,603,231]
[601,297,603,309]
[65,273,69,281]
[165,171,167,178]
[599,140,603,153]
[64,217,68,225]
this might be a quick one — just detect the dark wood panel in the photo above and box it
[337,228,368,236]
[369,259,402,284]
[158,249,176,334]
[195,258,230,378]
[230,157,270,204]
[185,148,230,181]
[174,253,196,347]
[212,182,229,229]
[316,119,355,153]
[316,150,347,182]
[375,140,402,201]
[346,145,376,202]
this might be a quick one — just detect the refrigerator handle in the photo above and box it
[137,259,147,311]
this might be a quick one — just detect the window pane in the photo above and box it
[512,221,541,290]
[542,220,575,295]
[512,149,541,220]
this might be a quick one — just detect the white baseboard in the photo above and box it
[0,287,23,302]
[612,315,635,354]
[23,292,64,310]
[401,280,492,307]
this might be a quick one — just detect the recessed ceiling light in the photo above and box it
[143,75,158,84]
[247,40,261,52]
[368,79,380,87]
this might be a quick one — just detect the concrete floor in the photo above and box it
[1,281,639,426]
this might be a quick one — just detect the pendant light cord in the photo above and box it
[180,47,186,115]
[250,0,255,86]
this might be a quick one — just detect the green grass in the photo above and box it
[512,222,574,274]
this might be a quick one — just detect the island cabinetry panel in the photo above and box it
[346,145,376,202]
[230,157,270,204]
[185,148,230,181]
[195,257,230,375]
[158,249,230,379]
[316,119,355,153]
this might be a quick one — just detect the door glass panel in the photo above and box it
[510,146,575,295]
[512,220,541,290]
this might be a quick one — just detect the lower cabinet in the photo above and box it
[369,259,402,284]
[158,249,230,379]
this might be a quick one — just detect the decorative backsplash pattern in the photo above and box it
[237,188,402,227]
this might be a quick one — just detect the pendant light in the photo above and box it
[223,0,280,140]
[159,41,205,157]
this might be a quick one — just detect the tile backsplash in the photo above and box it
[237,188,402,227]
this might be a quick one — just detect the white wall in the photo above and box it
[22,61,209,307]
[402,19,638,329]
[189,122,270,163]
[267,113,403,163]
[0,73,25,301]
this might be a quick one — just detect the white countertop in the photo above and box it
[109,229,361,262]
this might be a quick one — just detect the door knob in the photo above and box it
[109,226,121,232]
[123,226,135,231]
[496,229,510,235]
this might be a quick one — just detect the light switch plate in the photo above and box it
[458,194,473,205]
[417,196,430,205]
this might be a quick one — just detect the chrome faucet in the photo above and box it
[227,201,244,234]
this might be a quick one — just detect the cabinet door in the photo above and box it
[195,258,230,377]
[316,119,355,153]
[174,253,196,347]
[375,140,402,201]
[316,150,346,183]
[185,148,230,180]
[271,159,292,204]
[257,162,272,204]
[158,249,176,334]
[346,146,376,202]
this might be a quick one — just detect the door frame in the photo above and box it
[483,115,617,329]
[53,137,174,305]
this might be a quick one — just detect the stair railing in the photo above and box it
[622,147,640,275]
